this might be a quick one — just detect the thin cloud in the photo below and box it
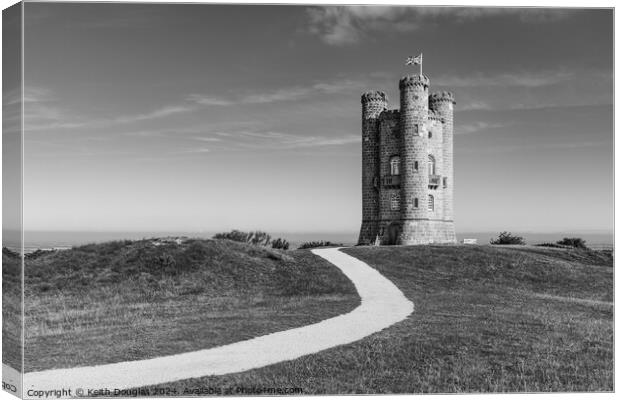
[457,122,507,135]
[211,130,360,150]
[434,70,576,88]
[173,147,211,154]
[306,6,573,46]
[186,94,234,106]
[187,79,363,107]
[460,141,608,154]
[459,101,493,111]
[115,105,196,123]
[191,136,222,142]
[21,86,93,132]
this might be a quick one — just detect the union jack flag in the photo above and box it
[406,54,423,65]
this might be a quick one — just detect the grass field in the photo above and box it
[18,239,359,372]
[143,244,613,393]
[2,247,23,370]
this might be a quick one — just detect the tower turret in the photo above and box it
[399,75,430,242]
[429,91,455,226]
[358,91,387,245]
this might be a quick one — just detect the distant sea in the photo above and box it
[3,230,613,253]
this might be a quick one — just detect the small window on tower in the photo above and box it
[414,124,419,135]
[414,161,419,171]
[428,155,436,175]
[443,177,448,188]
[414,198,419,208]
[428,195,434,211]
[428,131,433,139]
[391,192,400,211]
[390,156,401,176]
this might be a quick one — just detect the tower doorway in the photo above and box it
[385,223,401,245]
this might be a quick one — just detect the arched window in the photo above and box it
[391,192,400,211]
[428,194,434,211]
[390,156,401,176]
[428,155,436,175]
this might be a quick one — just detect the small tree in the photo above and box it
[248,231,271,246]
[271,238,290,250]
[556,237,587,249]
[490,231,525,245]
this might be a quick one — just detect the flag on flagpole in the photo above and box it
[406,54,423,65]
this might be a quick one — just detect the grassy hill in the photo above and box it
[144,244,613,393]
[11,238,359,372]
[2,247,22,370]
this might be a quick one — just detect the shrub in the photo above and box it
[535,243,565,248]
[556,237,588,249]
[213,230,250,243]
[247,231,271,246]
[298,241,344,250]
[490,232,525,245]
[271,238,289,250]
[213,230,272,246]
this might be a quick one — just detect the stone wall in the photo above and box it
[378,110,401,224]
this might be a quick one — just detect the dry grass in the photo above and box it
[19,239,359,372]
[144,244,613,393]
[2,248,22,370]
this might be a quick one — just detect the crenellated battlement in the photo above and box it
[399,75,430,90]
[428,109,444,122]
[361,90,388,104]
[429,91,455,104]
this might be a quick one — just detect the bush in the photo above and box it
[298,241,344,250]
[213,230,251,243]
[556,237,588,249]
[213,230,290,249]
[535,243,565,248]
[271,238,289,250]
[490,232,525,245]
[247,231,271,246]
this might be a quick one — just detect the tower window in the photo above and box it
[428,155,436,175]
[414,198,418,208]
[414,124,419,135]
[391,192,400,211]
[390,156,401,176]
[428,131,433,139]
[443,177,447,188]
[414,161,418,171]
[428,195,434,211]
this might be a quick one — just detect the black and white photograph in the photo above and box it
[1,1,615,397]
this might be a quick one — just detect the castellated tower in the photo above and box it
[358,91,387,244]
[357,72,457,245]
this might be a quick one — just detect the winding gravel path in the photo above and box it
[20,247,414,395]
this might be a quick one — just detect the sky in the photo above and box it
[18,4,613,234]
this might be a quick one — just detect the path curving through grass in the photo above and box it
[21,247,414,395]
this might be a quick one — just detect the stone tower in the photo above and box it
[357,71,456,245]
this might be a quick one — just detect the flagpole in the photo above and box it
[419,53,423,76]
